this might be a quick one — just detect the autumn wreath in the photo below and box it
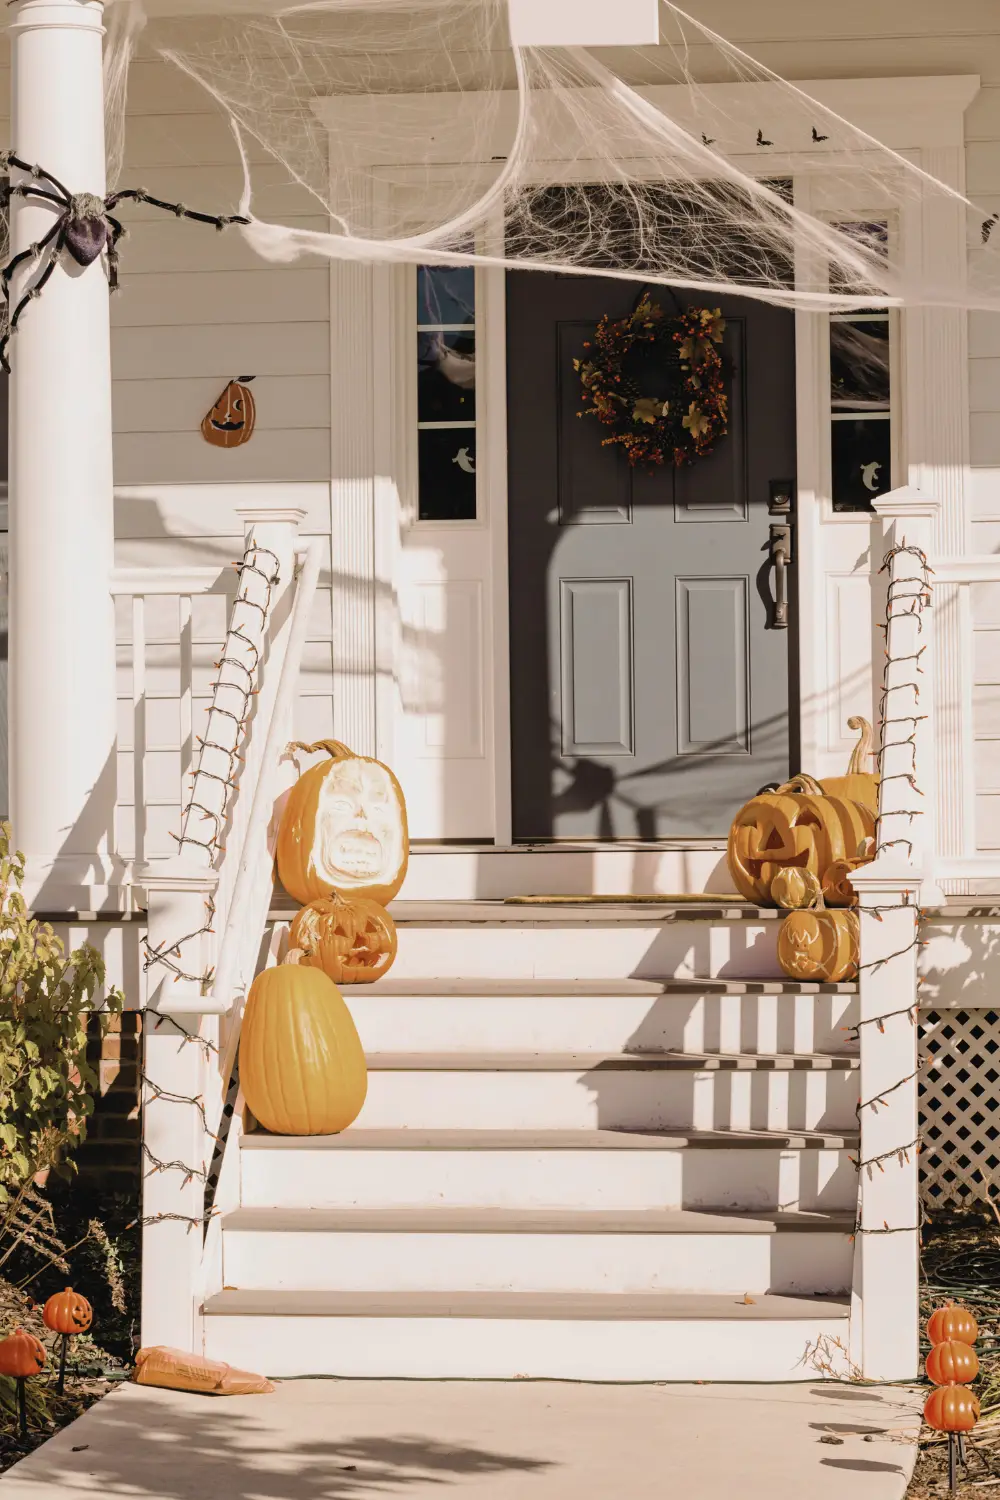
[574,294,728,468]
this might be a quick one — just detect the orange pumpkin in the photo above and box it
[290,894,398,985]
[276,740,409,907]
[821,717,879,815]
[777,907,859,983]
[42,1287,93,1336]
[924,1385,980,1434]
[926,1340,980,1387]
[0,1328,46,1378]
[239,959,367,1135]
[201,376,256,448]
[770,867,822,910]
[927,1304,979,1347]
[728,775,875,906]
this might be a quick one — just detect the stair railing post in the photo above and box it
[848,487,940,1382]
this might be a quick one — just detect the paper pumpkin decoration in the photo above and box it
[42,1287,93,1336]
[276,739,409,906]
[927,1304,979,1347]
[923,1386,980,1434]
[135,1345,274,1395]
[239,958,367,1135]
[777,907,859,982]
[727,774,876,906]
[926,1339,980,1387]
[201,375,256,448]
[290,894,398,985]
[0,1328,47,1377]
[821,716,879,815]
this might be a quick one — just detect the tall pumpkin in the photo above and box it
[821,716,879,814]
[239,960,367,1135]
[727,774,876,906]
[276,739,408,906]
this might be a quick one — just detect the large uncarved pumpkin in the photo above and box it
[727,774,876,906]
[290,894,398,985]
[239,961,367,1135]
[777,907,859,983]
[821,716,879,815]
[276,739,409,906]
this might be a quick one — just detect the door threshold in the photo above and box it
[401,843,734,901]
[411,840,728,853]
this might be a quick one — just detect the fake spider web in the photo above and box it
[97,0,1000,317]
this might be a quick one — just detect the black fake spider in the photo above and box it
[0,151,250,373]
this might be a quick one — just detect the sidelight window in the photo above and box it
[416,266,478,522]
[829,222,894,513]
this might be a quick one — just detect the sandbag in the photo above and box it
[134,1345,274,1395]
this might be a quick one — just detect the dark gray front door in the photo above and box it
[507,273,797,840]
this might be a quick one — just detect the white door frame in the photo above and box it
[317,74,978,851]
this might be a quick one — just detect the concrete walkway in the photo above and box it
[1,1378,922,1499]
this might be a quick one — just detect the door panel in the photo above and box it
[507,272,796,840]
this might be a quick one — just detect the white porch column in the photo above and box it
[7,0,118,910]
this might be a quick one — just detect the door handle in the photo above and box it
[769,523,792,629]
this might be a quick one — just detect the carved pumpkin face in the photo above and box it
[727,777,875,906]
[42,1286,93,1336]
[277,740,409,906]
[777,908,859,983]
[201,377,256,448]
[290,894,398,985]
[0,1328,47,1378]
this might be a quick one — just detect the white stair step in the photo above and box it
[220,1205,853,1296]
[240,1127,859,1214]
[350,977,857,1057]
[351,903,784,981]
[354,1052,859,1132]
[202,1288,852,1380]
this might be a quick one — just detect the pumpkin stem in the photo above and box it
[287,739,354,762]
[284,947,305,965]
[776,774,826,795]
[845,716,875,775]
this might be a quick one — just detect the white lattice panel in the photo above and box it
[919,1009,1000,1207]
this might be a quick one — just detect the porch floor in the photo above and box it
[2,1376,922,1499]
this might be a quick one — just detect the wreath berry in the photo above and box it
[574,295,728,468]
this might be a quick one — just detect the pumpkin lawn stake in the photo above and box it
[201,376,257,449]
[290,894,398,985]
[276,740,409,907]
[925,1303,981,1491]
[0,1328,46,1440]
[238,953,368,1135]
[727,774,875,907]
[42,1287,92,1396]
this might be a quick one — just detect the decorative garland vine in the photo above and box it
[574,294,728,468]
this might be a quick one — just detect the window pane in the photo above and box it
[417,267,475,327]
[418,331,476,422]
[831,320,890,412]
[832,418,891,513]
[418,429,477,521]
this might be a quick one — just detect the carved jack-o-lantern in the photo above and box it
[277,740,409,906]
[777,907,859,983]
[727,775,875,906]
[201,375,256,448]
[290,894,398,985]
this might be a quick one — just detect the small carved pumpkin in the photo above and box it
[239,960,367,1135]
[276,739,409,907]
[777,907,859,983]
[770,867,822,910]
[42,1287,93,1336]
[927,1304,979,1347]
[923,1385,980,1434]
[925,1339,980,1387]
[727,774,876,906]
[821,716,879,815]
[290,894,398,985]
[201,375,256,448]
[0,1328,47,1378]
